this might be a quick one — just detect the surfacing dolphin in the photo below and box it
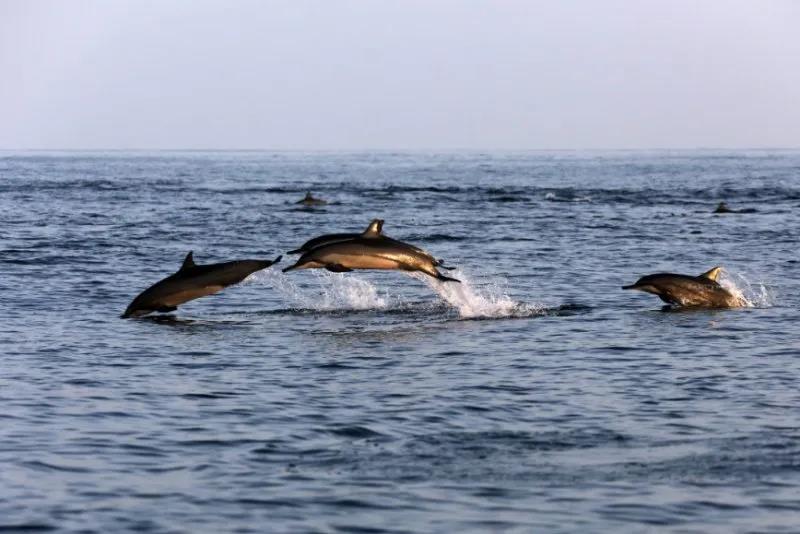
[622,266,746,308]
[296,191,327,206]
[282,223,459,283]
[714,202,757,214]
[122,251,281,318]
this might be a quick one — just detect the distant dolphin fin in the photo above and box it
[180,251,196,271]
[699,266,722,281]
[361,219,384,238]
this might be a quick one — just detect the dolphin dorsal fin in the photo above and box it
[699,266,722,281]
[180,251,196,271]
[361,219,384,238]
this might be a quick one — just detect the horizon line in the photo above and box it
[2,146,799,152]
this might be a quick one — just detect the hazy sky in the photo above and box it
[1,0,798,149]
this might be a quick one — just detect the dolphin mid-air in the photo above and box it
[288,219,455,269]
[122,252,281,318]
[622,266,746,308]
[282,222,459,282]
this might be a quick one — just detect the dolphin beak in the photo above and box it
[622,284,638,290]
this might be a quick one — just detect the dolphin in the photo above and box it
[714,202,734,214]
[622,266,746,308]
[288,219,455,269]
[297,191,327,206]
[714,202,757,214]
[282,225,460,283]
[122,251,281,318]
[288,219,384,255]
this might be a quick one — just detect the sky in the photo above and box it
[0,0,798,150]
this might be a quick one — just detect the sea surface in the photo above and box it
[1,150,798,533]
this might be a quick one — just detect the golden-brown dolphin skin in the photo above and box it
[122,252,281,318]
[622,266,746,308]
[282,223,459,283]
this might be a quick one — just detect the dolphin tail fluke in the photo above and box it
[435,272,461,283]
[435,258,457,270]
[270,255,282,265]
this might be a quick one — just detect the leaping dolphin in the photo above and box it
[282,223,459,283]
[622,266,746,308]
[122,251,281,318]
[288,219,454,269]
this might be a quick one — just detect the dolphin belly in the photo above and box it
[317,252,402,270]
[161,285,226,307]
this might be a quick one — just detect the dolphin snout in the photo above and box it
[622,284,637,290]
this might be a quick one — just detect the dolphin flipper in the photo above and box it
[325,264,353,273]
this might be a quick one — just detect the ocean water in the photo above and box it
[1,150,798,533]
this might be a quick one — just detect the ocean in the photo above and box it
[1,150,798,532]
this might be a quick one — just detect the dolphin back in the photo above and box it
[288,233,360,255]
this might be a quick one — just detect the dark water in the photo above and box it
[1,150,799,533]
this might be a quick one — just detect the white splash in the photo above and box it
[248,269,388,310]
[718,269,774,308]
[412,270,543,319]
[249,265,545,319]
